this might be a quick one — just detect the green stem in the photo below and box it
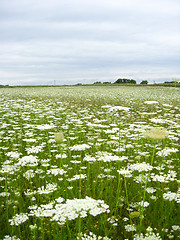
[140,145,156,227]
[124,177,133,226]
[66,221,72,239]
[5,175,9,222]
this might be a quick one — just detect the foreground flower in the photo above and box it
[17,155,39,167]
[128,162,153,172]
[29,197,110,225]
[3,236,20,240]
[133,231,162,240]
[77,231,111,240]
[9,213,29,226]
[143,127,168,140]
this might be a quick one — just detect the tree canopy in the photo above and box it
[114,78,136,84]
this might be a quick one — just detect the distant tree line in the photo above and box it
[114,78,137,84]
[93,78,180,85]
[0,84,9,88]
[93,79,150,85]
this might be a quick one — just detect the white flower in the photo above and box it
[9,213,29,226]
[163,191,180,203]
[128,162,153,172]
[36,124,55,130]
[55,197,64,203]
[26,145,43,154]
[51,197,110,225]
[6,152,20,159]
[77,231,111,240]
[47,168,67,176]
[146,187,156,193]
[149,118,166,124]
[55,153,67,159]
[37,183,57,194]
[17,155,39,167]
[144,101,159,104]
[125,224,136,232]
[117,169,133,178]
[67,174,87,181]
[69,144,91,151]
[109,106,130,111]
[156,147,178,157]
[23,169,35,180]
[3,236,20,240]
[172,225,180,231]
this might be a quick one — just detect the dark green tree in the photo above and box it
[140,80,148,84]
[114,78,136,84]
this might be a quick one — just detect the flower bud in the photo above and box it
[54,132,64,143]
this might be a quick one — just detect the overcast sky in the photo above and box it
[0,0,180,85]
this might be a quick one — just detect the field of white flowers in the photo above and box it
[0,85,179,240]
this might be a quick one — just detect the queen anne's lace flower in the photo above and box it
[128,162,153,172]
[156,147,178,157]
[69,144,91,151]
[9,213,29,226]
[17,155,39,167]
[29,197,110,225]
[163,191,180,203]
[77,231,111,240]
[36,124,55,130]
[143,128,168,140]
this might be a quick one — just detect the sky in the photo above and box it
[0,0,180,85]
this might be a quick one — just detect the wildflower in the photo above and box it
[55,153,67,158]
[9,213,29,226]
[17,155,39,167]
[29,224,37,231]
[77,232,111,240]
[36,124,55,130]
[125,224,136,232]
[133,227,162,240]
[143,127,168,140]
[23,169,35,180]
[69,144,91,151]
[54,132,64,143]
[163,191,180,203]
[6,152,20,159]
[128,162,153,172]
[117,169,133,178]
[146,187,156,193]
[67,174,87,181]
[47,168,67,176]
[109,106,130,111]
[29,196,110,225]
[107,216,118,226]
[156,147,178,157]
[26,145,43,154]
[37,183,57,194]
[172,225,180,231]
[3,236,20,240]
[144,101,159,104]
[55,197,64,203]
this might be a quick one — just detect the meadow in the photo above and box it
[0,85,179,240]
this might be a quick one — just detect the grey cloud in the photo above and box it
[0,0,180,85]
